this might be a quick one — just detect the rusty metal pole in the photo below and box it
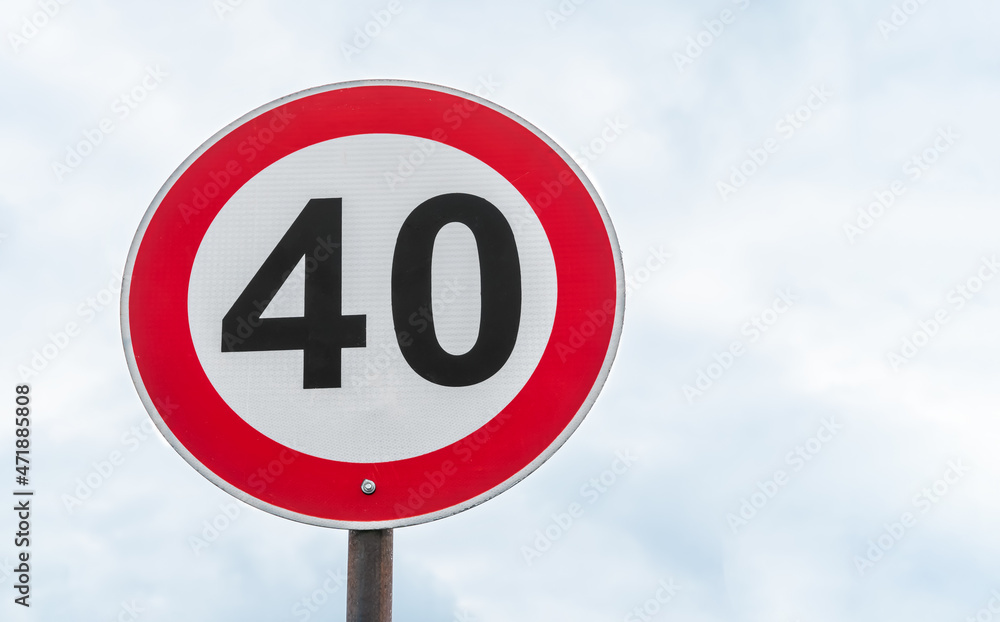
[346,529,393,622]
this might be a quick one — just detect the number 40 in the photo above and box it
[222,193,522,389]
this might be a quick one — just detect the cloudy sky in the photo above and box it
[2,0,999,620]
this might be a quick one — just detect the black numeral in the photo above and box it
[221,198,366,388]
[391,193,521,386]
[223,194,521,389]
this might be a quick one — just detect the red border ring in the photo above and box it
[121,80,624,529]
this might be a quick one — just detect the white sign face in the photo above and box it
[188,134,558,463]
[122,81,624,529]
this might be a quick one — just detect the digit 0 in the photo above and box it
[391,193,521,386]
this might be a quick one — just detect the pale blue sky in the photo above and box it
[2,1,1000,620]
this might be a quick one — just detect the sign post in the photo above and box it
[347,529,393,622]
[121,80,624,618]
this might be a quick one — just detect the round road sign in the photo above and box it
[121,80,624,529]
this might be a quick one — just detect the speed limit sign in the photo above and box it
[121,80,624,529]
